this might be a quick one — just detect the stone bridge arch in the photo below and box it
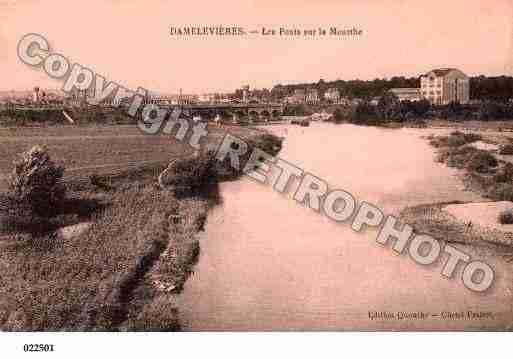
[249,110,260,119]
[260,110,271,121]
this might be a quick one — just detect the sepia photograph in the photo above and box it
[0,0,512,356]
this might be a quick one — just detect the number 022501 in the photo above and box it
[23,344,55,352]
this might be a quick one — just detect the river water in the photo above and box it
[179,123,513,330]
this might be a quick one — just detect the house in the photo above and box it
[294,89,306,103]
[420,68,469,105]
[306,89,319,104]
[389,88,422,102]
[370,96,381,105]
[324,88,340,102]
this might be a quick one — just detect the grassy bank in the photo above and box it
[399,130,513,250]
[400,201,513,249]
[0,130,282,331]
[427,131,513,201]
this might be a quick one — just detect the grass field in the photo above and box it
[0,123,282,331]
[0,124,263,189]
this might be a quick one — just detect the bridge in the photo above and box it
[164,103,285,120]
[3,102,286,121]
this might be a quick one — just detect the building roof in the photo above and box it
[422,68,463,78]
[389,88,421,94]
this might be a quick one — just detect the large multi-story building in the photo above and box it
[420,68,469,105]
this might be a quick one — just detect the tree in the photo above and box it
[351,101,379,125]
[333,108,345,123]
[377,92,400,121]
[9,145,65,214]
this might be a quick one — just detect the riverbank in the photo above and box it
[400,128,513,252]
[0,127,282,331]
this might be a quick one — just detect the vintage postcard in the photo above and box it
[1,0,513,348]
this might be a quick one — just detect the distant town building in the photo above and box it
[198,93,218,103]
[178,94,198,105]
[33,87,40,103]
[420,68,469,105]
[370,96,381,106]
[305,89,319,104]
[389,88,422,102]
[68,86,95,106]
[324,88,340,102]
[242,85,250,103]
[337,97,351,106]
[289,89,306,104]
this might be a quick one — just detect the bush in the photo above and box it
[462,133,482,144]
[158,133,283,194]
[333,108,345,123]
[401,99,431,117]
[350,102,380,125]
[442,146,478,168]
[158,152,216,195]
[446,135,467,147]
[499,144,513,155]
[494,163,513,183]
[8,145,65,214]
[498,209,513,224]
[466,150,498,173]
[448,131,482,145]
[478,102,513,120]
[489,183,513,201]
[429,132,481,149]
[377,92,400,121]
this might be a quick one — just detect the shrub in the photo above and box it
[408,99,431,117]
[350,102,380,125]
[446,135,467,147]
[377,92,400,121]
[494,163,513,183]
[478,101,512,120]
[448,146,479,168]
[446,155,467,169]
[466,150,498,173]
[333,108,345,123]
[435,148,452,163]
[452,145,479,156]
[158,152,216,195]
[489,183,513,201]
[498,209,513,224]
[499,144,513,155]
[461,132,482,144]
[158,133,283,194]
[430,133,476,148]
[8,145,65,214]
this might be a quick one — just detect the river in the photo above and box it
[179,123,513,330]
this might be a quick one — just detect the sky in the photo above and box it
[1,0,512,93]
